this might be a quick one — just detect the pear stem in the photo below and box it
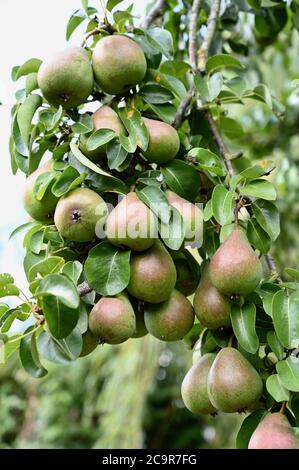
[228,334,234,348]
[280,401,287,414]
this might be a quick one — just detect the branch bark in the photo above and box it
[78,281,92,297]
[197,0,221,72]
[141,0,166,29]
[189,0,203,69]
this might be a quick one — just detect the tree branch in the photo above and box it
[189,0,203,69]
[173,86,194,129]
[197,0,221,72]
[141,0,166,29]
[78,281,92,297]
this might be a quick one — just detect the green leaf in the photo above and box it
[17,94,42,156]
[194,74,210,101]
[161,160,201,200]
[203,199,213,222]
[42,295,80,339]
[188,148,226,177]
[148,103,177,125]
[253,84,272,109]
[246,218,271,254]
[39,106,63,131]
[62,261,82,284]
[211,184,234,226]
[206,54,244,74]
[252,200,280,241]
[137,186,171,224]
[218,116,244,140]
[277,357,299,392]
[35,274,80,309]
[72,113,93,134]
[37,328,82,364]
[0,274,14,287]
[86,129,116,151]
[272,290,299,349]
[107,0,125,11]
[118,107,149,152]
[231,303,259,354]
[267,331,284,361]
[107,140,128,170]
[66,8,86,41]
[207,72,223,101]
[266,374,290,402]
[26,72,39,95]
[14,58,42,81]
[51,166,86,197]
[225,76,247,96]
[285,268,299,281]
[146,28,173,58]
[34,171,57,200]
[70,142,115,178]
[147,69,187,101]
[140,84,174,104]
[159,206,185,250]
[84,242,131,296]
[28,256,65,282]
[0,284,20,298]
[20,327,47,378]
[240,179,276,201]
[236,410,267,449]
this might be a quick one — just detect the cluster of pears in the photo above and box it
[37,34,180,165]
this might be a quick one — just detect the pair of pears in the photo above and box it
[79,105,180,165]
[37,35,147,108]
[193,226,263,330]
[181,347,263,415]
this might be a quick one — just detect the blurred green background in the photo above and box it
[0,0,299,449]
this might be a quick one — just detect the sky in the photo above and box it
[0,0,143,293]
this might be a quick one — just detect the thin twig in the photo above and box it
[141,0,166,29]
[189,0,203,69]
[197,0,221,72]
[205,109,235,175]
[173,86,194,129]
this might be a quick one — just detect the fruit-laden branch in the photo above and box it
[141,0,166,29]
[197,0,221,72]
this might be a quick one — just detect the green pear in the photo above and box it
[105,192,157,251]
[174,256,198,296]
[127,240,177,303]
[181,353,217,415]
[80,329,98,357]
[166,191,203,247]
[23,160,58,223]
[248,413,299,449]
[209,226,263,296]
[207,347,263,413]
[89,292,136,344]
[92,35,146,95]
[142,118,180,164]
[54,187,108,242]
[79,106,125,161]
[193,264,231,329]
[38,46,93,109]
[144,289,194,341]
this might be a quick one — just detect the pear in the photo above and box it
[142,118,180,164]
[248,413,299,449]
[89,292,136,344]
[127,240,177,303]
[54,187,108,242]
[166,191,203,247]
[193,264,231,329]
[80,329,98,357]
[92,35,146,95]
[209,226,263,296]
[181,353,217,415]
[144,289,194,341]
[173,256,198,297]
[79,106,125,162]
[38,47,93,109]
[23,160,58,223]
[105,192,157,251]
[207,347,263,413]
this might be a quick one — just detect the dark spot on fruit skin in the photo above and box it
[71,210,81,222]
[61,93,70,102]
